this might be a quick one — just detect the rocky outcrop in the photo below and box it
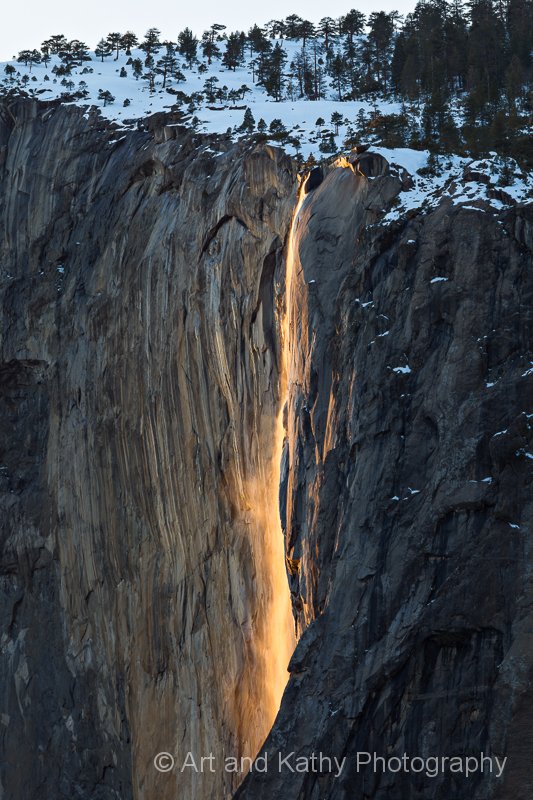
[238,164,533,799]
[350,150,390,177]
[0,99,296,800]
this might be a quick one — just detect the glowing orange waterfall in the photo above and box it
[280,187,306,414]
[241,187,304,754]
[265,186,306,710]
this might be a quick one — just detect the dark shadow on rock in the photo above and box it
[303,166,323,194]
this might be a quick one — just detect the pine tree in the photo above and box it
[318,17,336,49]
[156,43,178,88]
[261,42,287,101]
[339,9,366,40]
[342,37,359,97]
[178,28,198,67]
[329,53,347,100]
[248,26,271,83]
[201,23,226,64]
[143,54,156,94]
[77,80,89,98]
[240,107,255,132]
[40,43,51,67]
[467,0,506,106]
[421,87,448,144]
[248,25,269,58]
[319,131,337,153]
[265,19,286,38]
[201,33,221,64]
[445,2,468,92]
[68,40,90,66]
[439,111,461,151]
[121,32,139,56]
[300,20,316,48]
[203,75,219,102]
[222,32,243,71]
[331,110,344,135]
[355,108,368,137]
[45,35,68,54]
[98,88,115,106]
[416,1,447,95]
[507,0,533,72]
[284,15,304,38]
[211,23,227,39]
[505,53,524,108]
[269,118,288,140]
[131,59,143,80]
[141,28,162,57]
[95,38,112,62]
[106,32,122,60]
[17,50,41,70]
[367,11,395,91]
[293,47,314,98]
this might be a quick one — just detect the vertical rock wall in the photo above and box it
[0,100,296,800]
[238,163,533,800]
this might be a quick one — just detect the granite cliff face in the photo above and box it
[238,159,533,799]
[1,100,532,800]
[0,99,295,800]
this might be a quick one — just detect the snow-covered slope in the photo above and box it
[1,41,532,212]
[1,41,401,152]
[380,151,533,221]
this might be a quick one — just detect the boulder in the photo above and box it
[351,151,389,177]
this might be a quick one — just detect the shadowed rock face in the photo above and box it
[237,167,533,799]
[0,100,296,800]
[303,167,323,194]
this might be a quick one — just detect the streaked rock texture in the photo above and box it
[0,99,296,800]
[1,99,532,800]
[238,162,533,800]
